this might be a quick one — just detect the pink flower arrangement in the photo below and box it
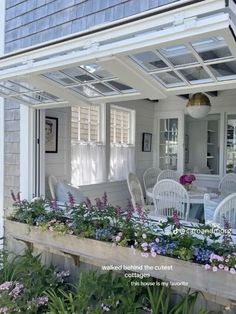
[179,174,196,186]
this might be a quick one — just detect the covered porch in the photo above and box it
[2,0,236,311]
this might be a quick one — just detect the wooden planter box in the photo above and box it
[5,220,236,302]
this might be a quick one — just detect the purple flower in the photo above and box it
[172,210,181,229]
[95,198,103,210]
[16,192,21,203]
[85,197,92,210]
[0,307,9,314]
[136,206,142,216]
[50,198,58,211]
[67,192,75,208]
[115,207,121,216]
[101,192,108,207]
[10,190,17,202]
[230,268,236,274]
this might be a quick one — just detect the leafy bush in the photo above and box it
[0,250,69,314]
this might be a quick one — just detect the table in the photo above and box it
[146,186,217,204]
[146,186,222,222]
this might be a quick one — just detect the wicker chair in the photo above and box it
[213,192,236,229]
[143,168,159,204]
[152,179,190,220]
[127,173,145,209]
[218,173,236,197]
[157,169,180,182]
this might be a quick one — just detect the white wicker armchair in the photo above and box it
[48,175,58,200]
[143,168,159,204]
[127,173,145,209]
[157,169,180,182]
[213,192,236,229]
[152,179,190,220]
[218,173,236,197]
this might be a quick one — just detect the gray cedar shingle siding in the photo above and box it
[5,0,179,53]
[4,101,20,208]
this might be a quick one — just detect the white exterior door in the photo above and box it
[156,112,184,175]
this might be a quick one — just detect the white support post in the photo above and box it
[0,102,4,241]
[0,0,5,242]
[20,105,35,200]
[102,104,111,181]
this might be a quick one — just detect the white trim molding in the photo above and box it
[20,105,35,200]
[0,0,5,241]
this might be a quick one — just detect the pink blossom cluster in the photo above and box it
[0,281,23,299]
[179,174,196,185]
[205,253,236,274]
[55,270,70,283]
[0,307,9,314]
[27,296,48,310]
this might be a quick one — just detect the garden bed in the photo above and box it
[5,220,236,302]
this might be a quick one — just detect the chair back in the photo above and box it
[48,175,58,200]
[143,168,159,192]
[152,179,189,220]
[157,169,180,182]
[213,192,236,229]
[218,173,236,197]
[127,173,145,209]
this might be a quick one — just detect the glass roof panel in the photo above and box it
[191,37,232,62]
[80,64,115,79]
[14,94,42,105]
[0,80,36,95]
[130,51,168,71]
[61,68,96,83]
[70,85,102,98]
[208,61,236,81]
[158,44,198,66]
[153,71,186,87]
[91,82,119,95]
[107,80,136,93]
[44,72,77,86]
[179,66,213,84]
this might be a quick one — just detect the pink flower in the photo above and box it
[151,252,157,257]
[212,266,218,272]
[219,264,224,269]
[204,264,211,270]
[115,236,121,242]
[224,266,229,272]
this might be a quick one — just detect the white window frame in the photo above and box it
[76,105,102,143]
[110,105,135,146]
[155,111,185,175]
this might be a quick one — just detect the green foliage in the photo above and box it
[0,250,68,314]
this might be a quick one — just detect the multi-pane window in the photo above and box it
[111,107,132,144]
[71,106,100,142]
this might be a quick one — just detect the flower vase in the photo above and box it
[185,183,192,191]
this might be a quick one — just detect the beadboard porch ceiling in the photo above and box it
[0,0,236,108]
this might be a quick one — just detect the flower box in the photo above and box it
[5,220,236,302]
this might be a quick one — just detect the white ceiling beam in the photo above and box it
[167,80,236,95]
[91,93,144,104]
[98,57,166,100]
